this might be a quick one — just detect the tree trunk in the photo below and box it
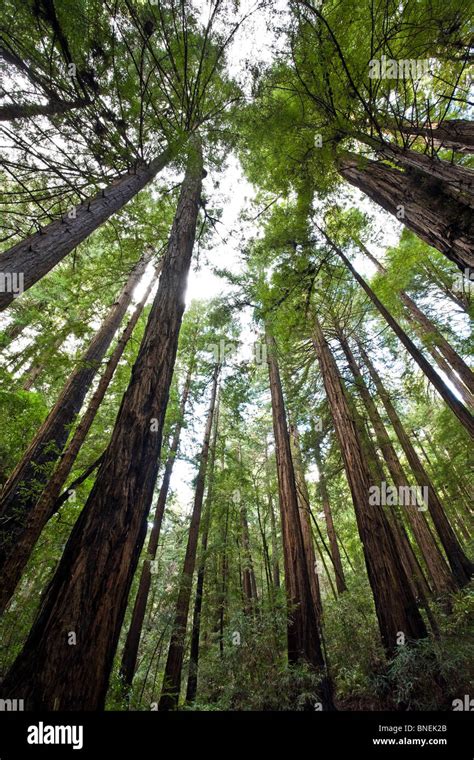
[395,120,474,154]
[1,260,161,616]
[0,143,203,709]
[0,251,151,614]
[289,423,323,615]
[0,141,182,311]
[356,337,474,587]
[356,239,474,402]
[312,442,347,593]
[338,152,474,272]
[355,135,474,203]
[265,327,334,709]
[320,227,474,437]
[338,331,454,596]
[186,399,220,703]
[158,364,220,711]
[120,359,194,689]
[311,316,427,653]
[0,96,90,122]
[268,493,281,588]
[240,502,258,613]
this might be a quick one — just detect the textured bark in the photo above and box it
[343,371,431,603]
[0,96,90,122]
[268,493,281,588]
[120,359,194,689]
[356,240,474,403]
[312,442,347,593]
[0,144,203,709]
[321,228,474,437]
[186,399,219,703]
[358,136,474,204]
[265,328,334,709]
[159,365,220,711]
[1,261,161,615]
[265,441,281,588]
[396,120,474,154]
[338,332,454,596]
[338,152,474,272]
[0,251,151,614]
[240,502,258,612]
[289,423,323,615]
[0,141,180,311]
[312,316,427,652]
[356,337,474,587]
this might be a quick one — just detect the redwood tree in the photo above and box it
[0,142,204,709]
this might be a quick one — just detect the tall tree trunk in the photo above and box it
[268,493,281,588]
[186,398,220,703]
[342,369,432,603]
[0,96,90,122]
[0,251,151,614]
[312,442,347,593]
[356,239,474,401]
[0,141,182,311]
[289,423,323,615]
[240,502,258,612]
[0,142,203,709]
[265,441,281,588]
[395,119,474,154]
[218,506,229,657]
[265,327,334,709]
[355,134,474,202]
[0,261,161,616]
[319,227,474,437]
[355,337,474,586]
[311,316,427,652]
[119,358,194,689]
[337,331,454,596]
[338,152,474,272]
[158,364,220,712]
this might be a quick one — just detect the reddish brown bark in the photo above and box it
[120,359,194,688]
[312,316,427,652]
[338,332,454,596]
[356,337,474,587]
[186,397,219,703]
[319,228,474,437]
[289,423,323,615]
[0,141,181,311]
[0,251,151,614]
[159,364,220,711]
[312,442,347,593]
[0,143,204,709]
[0,259,161,615]
[265,327,334,709]
[338,152,474,272]
[356,239,474,403]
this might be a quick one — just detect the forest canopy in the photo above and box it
[0,0,472,716]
